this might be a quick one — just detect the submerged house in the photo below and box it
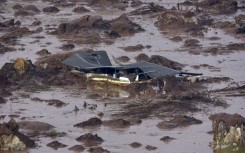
[63,51,202,86]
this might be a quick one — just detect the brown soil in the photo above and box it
[74,117,102,128]
[47,141,67,150]
[76,133,103,147]
[103,118,130,128]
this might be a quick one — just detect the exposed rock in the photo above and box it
[170,36,183,42]
[103,118,130,128]
[74,117,102,128]
[129,142,142,148]
[43,6,60,13]
[22,5,40,13]
[14,5,40,16]
[214,21,235,29]
[69,145,85,152]
[184,39,200,48]
[18,121,54,131]
[0,134,26,151]
[0,43,15,54]
[47,141,67,150]
[209,113,245,150]
[201,0,238,14]
[73,6,90,13]
[12,4,23,10]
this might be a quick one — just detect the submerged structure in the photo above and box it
[63,51,202,86]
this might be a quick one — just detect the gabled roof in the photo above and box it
[122,61,180,79]
[62,50,112,69]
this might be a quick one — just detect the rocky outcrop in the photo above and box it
[209,113,245,151]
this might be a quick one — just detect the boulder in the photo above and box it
[0,134,26,151]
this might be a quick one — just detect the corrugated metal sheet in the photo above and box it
[62,50,112,69]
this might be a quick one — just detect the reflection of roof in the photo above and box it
[122,62,179,79]
[63,51,180,79]
[62,51,112,69]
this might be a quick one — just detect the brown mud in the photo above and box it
[0,0,245,153]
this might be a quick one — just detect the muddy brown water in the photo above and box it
[1,0,245,153]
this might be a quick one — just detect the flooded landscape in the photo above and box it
[0,0,245,153]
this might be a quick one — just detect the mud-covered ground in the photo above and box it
[0,0,245,153]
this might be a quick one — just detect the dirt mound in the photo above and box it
[69,145,85,152]
[110,14,144,36]
[88,146,110,153]
[201,0,238,14]
[47,141,67,150]
[73,6,90,13]
[74,117,102,128]
[76,133,103,146]
[14,5,40,16]
[148,55,183,70]
[43,6,60,13]
[129,142,142,148]
[155,10,199,31]
[103,118,130,128]
[120,44,145,52]
[18,121,54,132]
[135,53,150,62]
[157,115,202,129]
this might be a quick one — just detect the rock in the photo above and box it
[76,133,103,146]
[6,118,19,132]
[43,6,60,13]
[170,36,183,42]
[73,6,90,13]
[129,142,142,148]
[22,5,40,13]
[201,0,238,14]
[47,141,67,150]
[103,118,130,128]
[145,145,157,150]
[31,97,67,107]
[209,113,245,150]
[0,43,16,54]
[69,145,85,152]
[0,97,6,104]
[88,146,110,153]
[0,134,26,151]
[74,117,102,128]
[31,20,42,26]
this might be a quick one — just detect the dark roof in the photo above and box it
[63,51,180,79]
[62,50,112,69]
[122,61,180,79]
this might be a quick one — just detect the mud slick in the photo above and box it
[0,0,245,153]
